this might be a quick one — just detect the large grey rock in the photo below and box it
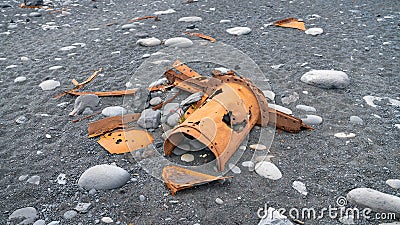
[347,188,400,215]
[164,37,193,48]
[78,164,130,190]
[8,207,38,225]
[300,70,350,89]
[137,109,161,129]
[136,37,161,47]
[69,94,100,116]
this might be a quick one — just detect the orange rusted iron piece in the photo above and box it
[268,108,313,133]
[274,18,306,31]
[183,32,216,43]
[54,68,102,98]
[128,16,160,22]
[98,128,153,154]
[66,89,138,97]
[19,3,42,8]
[162,165,231,195]
[88,113,141,138]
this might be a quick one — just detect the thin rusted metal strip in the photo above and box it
[183,32,216,43]
[54,68,103,98]
[88,113,141,138]
[267,108,313,133]
[66,89,138,97]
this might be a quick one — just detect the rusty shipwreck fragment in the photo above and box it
[55,68,103,98]
[162,60,312,171]
[97,128,154,154]
[274,18,306,31]
[88,113,141,138]
[162,166,232,195]
[183,32,216,43]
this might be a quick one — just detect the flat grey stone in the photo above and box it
[69,94,100,116]
[347,188,400,215]
[255,161,282,180]
[386,179,400,189]
[39,79,60,91]
[215,198,224,205]
[301,115,323,125]
[14,76,27,83]
[28,12,42,17]
[164,37,193,48]
[180,92,204,106]
[27,175,40,185]
[301,70,350,89]
[166,112,180,127]
[78,164,130,190]
[74,202,91,213]
[228,163,241,174]
[136,37,161,47]
[178,16,202,22]
[8,207,38,225]
[305,27,323,36]
[226,27,251,35]
[47,221,60,225]
[349,116,364,125]
[137,109,161,129]
[154,9,176,15]
[295,104,316,112]
[121,23,136,29]
[16,115,28,124]
[101,106,127,117]
[149,97,162,106]
[63,210,77,219]
[139,195,146,202]
[33,220,46,225]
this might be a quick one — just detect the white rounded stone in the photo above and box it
[178,16,202,22]
[101,106,127,117]
[301,70,350,89]
[136,37,161,47]
[226,27,251,35]
[305,27,324,36]
[255,161,282,180]
[164,37,193,48]
[39,80,60,90]
[78,164,130,190]
[181,153,194,162]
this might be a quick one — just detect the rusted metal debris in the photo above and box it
[162,165,232,195]
[66,89,138,97]
[88,113,141,138]
[183,32,216,43]
[54,68,102,98]
[128,15,160,23]
[274,18,306,31]
[98,128,154,154]
[162,60,311,172]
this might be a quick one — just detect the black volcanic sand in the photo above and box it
[0,0,399,224]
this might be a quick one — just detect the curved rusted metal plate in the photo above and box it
[98,129,153,154]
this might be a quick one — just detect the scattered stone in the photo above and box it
[19,175,29,181]
[39,79,60,90]
[8,207,38,225]
[59,46,76,51]
[254,155,275,162]
[57,173,66,185]
[363,95,382,107]
[74,203,91,213]
[305,27,323,36]
[88,189,97,195]
[349,116,363,125]
[139,195,146,202]
[135,32,149,38]
[101,217,113,223]
[334,132,356,138]
[301,70,350,89]
[262,90,275,100]
[45,134,51,139]
[292,181,308,195]
[295,104,316,112]
[271,64,284,69]
[164,37,193,48]
[180,92,204,106]
[255,161,282,180]
[47,221,60,225]
[6,65,18,69]
[78,164,130,190]
[249,144,267,150]
[166,113,180,127]
[102,106,127,117]
[178,16,202,22]
[301,115,323,125]
[142,53,151,58]
[226,27,252,35]
[150,97,162,106]
[214,67,230,74]
[268,104,292,114]
[241,161,255,168]
[33,220,46,225]
[27,175,40,185]
[63,210,77,219]
[215,198,224,205]
[138,109,161,129]
[386,179,400,189]
[136,37,161,47]
[347,188,400,215]
[154,9,176,15]
[7,24,18,29]
[48,66,63,70]
[20,56,29,61]
[220,19,231,23]
[121,23,136,30]
[28,12,42,17]
[14,76,27,83]
[281,92,299,104]
[69,94,100,116]
[228,163,241,174]
[16,115,28,124]
[181,153,194,162]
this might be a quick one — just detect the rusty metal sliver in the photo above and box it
[162,165,232,195]
[98,129,153,154]
[274,18,306,31]
[268,108,313,133]
[88,113,141,138]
